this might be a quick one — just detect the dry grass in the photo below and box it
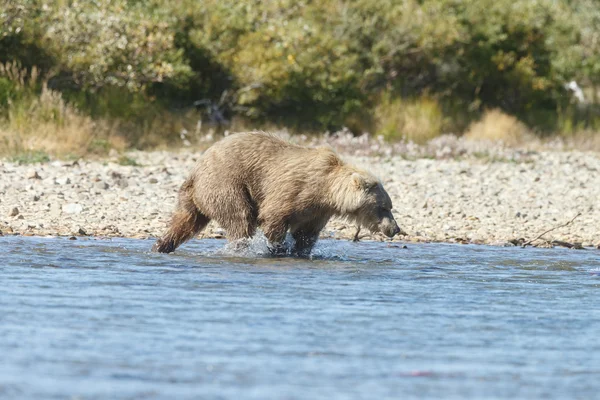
[0,62,205,158]
[547,130,600,152]
[374,94,445,144]
[0,63,125,157]
[0,85,127,156]
[2,61,600,159]
[464,108,533,146]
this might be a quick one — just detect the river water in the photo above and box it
[1,236,599,399]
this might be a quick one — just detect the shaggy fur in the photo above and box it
[152,132,401,255]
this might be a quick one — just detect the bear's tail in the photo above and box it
[152,178,210,253]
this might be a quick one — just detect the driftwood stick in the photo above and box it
[522,212,582,247]
[352,225,361,242]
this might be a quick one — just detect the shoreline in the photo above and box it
[2,143,599,249]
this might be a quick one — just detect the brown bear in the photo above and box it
[152,132,402,256]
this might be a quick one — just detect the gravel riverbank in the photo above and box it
[1,137,599,248]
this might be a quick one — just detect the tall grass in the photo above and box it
[0,63,204,158]
[374,93,446,144]
[0,63,114,156]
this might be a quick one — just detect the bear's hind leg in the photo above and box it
[152,180,210,253]
[216,187,258,242]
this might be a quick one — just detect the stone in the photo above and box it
[55,177,71,185]
[9,207,19,217]
[62,203,83,214]
[27,170,42,180]
[49,203,62,217]
[95,181,109,190]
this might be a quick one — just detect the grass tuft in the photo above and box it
[374,93,445,144]
[117,155,139,166]
[464,109,533,146]
[10,150,50,164]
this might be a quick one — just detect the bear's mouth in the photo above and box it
[379,222,405,238]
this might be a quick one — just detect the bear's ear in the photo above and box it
[351,173,365,190]
[351,173,376,191]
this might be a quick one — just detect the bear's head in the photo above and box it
[334,171,403,238]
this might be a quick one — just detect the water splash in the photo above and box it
[215,231,296,258]
[213,231,353,260]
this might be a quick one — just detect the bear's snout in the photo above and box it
[379,216,403,238]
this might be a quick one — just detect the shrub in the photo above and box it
[2,0,600,149]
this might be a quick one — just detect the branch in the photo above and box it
[522,212,582,247]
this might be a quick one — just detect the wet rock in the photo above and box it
[78,227,87,236]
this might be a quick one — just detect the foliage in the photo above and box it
[1,0,600,150]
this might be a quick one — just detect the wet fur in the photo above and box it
[152,132,400,255]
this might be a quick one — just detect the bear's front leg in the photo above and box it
[291,217,329,257]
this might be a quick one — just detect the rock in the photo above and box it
[9,207,19,217]
[149,178,158,184]
[68,236,77,240]
[33,195,40,202]
[78,227,87,236]
[55,177,71,185]
[49,203,62,217]
[62,203,83,214]
[115,179,129,189]
[27,170,42,180]
[95,181,109,190]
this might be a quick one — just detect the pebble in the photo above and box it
[62,203,83,214]
[27,170,42,180]
[9,207,19,217]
